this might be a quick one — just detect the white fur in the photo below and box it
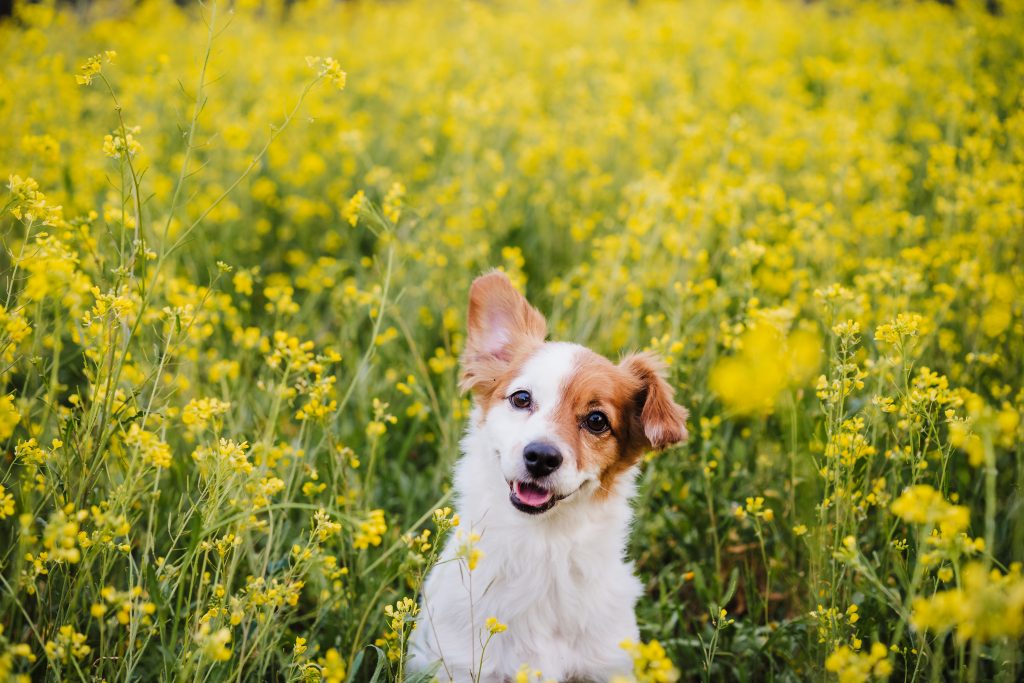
[408,344,642,682]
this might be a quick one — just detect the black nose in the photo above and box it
[524,441,562,478]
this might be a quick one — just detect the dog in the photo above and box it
[408,271,688,681]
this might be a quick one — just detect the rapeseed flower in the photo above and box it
[353,509,387,550]
[43,625,90,663]
[710,323,821,414]
[911,563,1024,643]
[0,486,14,519]
[891,486,970,536]
[825,642,891,683]
[0,395,21,440]
[619,639,680,683]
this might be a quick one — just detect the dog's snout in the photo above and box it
[523,441,562,478]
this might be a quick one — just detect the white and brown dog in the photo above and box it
[408,271,688,681]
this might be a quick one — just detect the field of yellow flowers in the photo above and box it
[1,0,1023,680]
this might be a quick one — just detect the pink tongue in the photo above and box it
[515,481,553,506]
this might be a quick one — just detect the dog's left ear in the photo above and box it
[620,352,689,450]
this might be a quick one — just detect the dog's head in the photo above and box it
[460,271,689,515]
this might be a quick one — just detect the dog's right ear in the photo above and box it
[460,271,547,395]
[620,351,689,451]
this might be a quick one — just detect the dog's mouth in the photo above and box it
[509,480,566,514]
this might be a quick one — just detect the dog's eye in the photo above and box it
[583,411,610,434]
[509,390,532,410]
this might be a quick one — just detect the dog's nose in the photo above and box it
[523,441,562,478]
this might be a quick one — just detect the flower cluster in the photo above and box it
[353,509,387,550]
[617,639,680,683]
[825,642,892,683]
[891,486,969,536]
[911,563,1024,643]
[710,322,820,415]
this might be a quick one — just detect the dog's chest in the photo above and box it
[486,533,591,613]
[413,499,643,679]
[479,522,639,628]
[466,526,640,676]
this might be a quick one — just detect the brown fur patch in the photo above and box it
[552,350,690,498]
[470,345,545,417]
[619,352,690,449]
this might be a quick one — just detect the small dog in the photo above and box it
[408,271,688,681]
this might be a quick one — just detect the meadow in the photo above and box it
[1,0,1023,680]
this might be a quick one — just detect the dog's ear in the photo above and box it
[620,352,689,450]
[460,271,547,394]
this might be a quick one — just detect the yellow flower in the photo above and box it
[383,181,405,223]
[195,624,232,662]
[515,665,556,683]
[433,507,460,533]
[102,127,143,159]
[75,50,116,85]
[619,638,680,683]
[891,485,969,536]
[383,594,419,657]
[485,616,507,634]
[123,424,172,469]
[0,485,14,519]
[825,642,891,682]
[320,648,346,683]
[741,496,774,523]
[710,323,821,415]
[0,394,21,441]
[874,313,924,345]
[343,190,366,227]
[182,397,232,432]
[353,509,387,549]
[911,562,1024,643]
[44,625,91,662]
[365,398,397,437]
[306,56,347,90]
[457,531,484,571]
[312,509,342,541]
[191,438,252,476]
[232,269,255,296]
[42,508,81,564]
